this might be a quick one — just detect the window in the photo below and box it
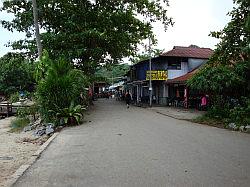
[168,62,181,70]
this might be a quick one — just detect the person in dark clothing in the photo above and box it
[125,91,131,108]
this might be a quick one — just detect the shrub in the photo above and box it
[17,107,30,118]
[10,117,30,132]
[16,104,39,120]
[9,92,20,103]
[36,57,88,123]
[229,98,250,126]
[49,101,86,126]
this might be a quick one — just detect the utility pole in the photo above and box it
[32,0,42,59]
[149,37,152,107]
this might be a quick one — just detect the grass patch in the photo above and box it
[9,117,30,132]
[191,115,227,129]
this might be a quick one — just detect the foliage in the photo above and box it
[229,98,250,126]
[0,53,35,96]
[17,107,30,118]
[50,101,86,126]
[95,64,130,84]
[130,48,164,64]
[188,64,244,96]
[10,117,30,132]
[188,0,250,125]
[36,56,88,122]
[9,92,20,103]
[17,104,39,121]
[192,115,226,129]
[34,50,52,82]
[1,0,173,73]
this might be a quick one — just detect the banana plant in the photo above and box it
[49,101,86,125]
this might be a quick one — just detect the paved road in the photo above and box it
[14,99,250,187]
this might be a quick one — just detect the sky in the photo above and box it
[0,0,234,58]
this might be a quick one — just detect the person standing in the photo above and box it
[201,94,207,111]
[125,91,131,108]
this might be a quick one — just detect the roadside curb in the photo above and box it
[147,107,187,120]
[155,111,186,120]
[5,132,59,187]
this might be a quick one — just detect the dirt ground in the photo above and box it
[0,117,41,187]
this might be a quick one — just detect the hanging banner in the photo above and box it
[146,70,168,80]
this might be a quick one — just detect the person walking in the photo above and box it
[125,91,131,108]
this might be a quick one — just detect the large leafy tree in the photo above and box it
[95,63,130,84]
[1,0,173,74]
[0,53,35,95]
[188,0,250,124]
[188,0,250,97]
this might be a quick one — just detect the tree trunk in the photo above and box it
[32,0,42,59]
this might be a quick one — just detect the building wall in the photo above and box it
[168,61,188,79]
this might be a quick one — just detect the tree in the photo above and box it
[130,48,164,64]
[188,0,250,124]
[188,0,250,96]
[32,0,43,58]
[0,53,35,96]
[1,0,173,74]
[95,63,130,84]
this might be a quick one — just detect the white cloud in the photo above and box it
[153,0,234,52]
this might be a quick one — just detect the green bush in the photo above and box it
[229,98,250,126]
[9,92,20,103]
[17,107,30,118]
[10,117,30,132]
[49,101,86,126]
[36,57,88,123]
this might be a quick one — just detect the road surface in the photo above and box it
[14,99,250,187]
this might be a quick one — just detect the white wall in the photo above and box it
[168,62,188,79]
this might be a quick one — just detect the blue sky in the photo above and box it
[0,0,234,57]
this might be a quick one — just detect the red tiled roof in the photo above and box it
[161,46,213,59]
[167,68,199,84]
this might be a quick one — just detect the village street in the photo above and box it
[14,99,250,187]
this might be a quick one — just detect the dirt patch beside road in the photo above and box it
[0,117,41,187]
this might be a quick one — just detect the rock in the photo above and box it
[233,125,239,131]
[33,129,46,137]
[33,125,46,137]
[239,126,246,132]
[23,125,32,132]
[30,124,37,130]
[46,123,55,135]
[245,125,250,133]
[47,123,55,128]
[33,118,42,126]
[228,123,236,130]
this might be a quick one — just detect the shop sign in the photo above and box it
[146,70,168,80]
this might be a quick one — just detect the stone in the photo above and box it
[46,124,55,135]
[23,125,32,132]
[228,123,236,130]
[239,126,246,132]
[33,129,46,137]
[233,125,239,131]
[33,118,42,126]
[33,125,46,137]
[245,125,250,133]
[47,123,55,128]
